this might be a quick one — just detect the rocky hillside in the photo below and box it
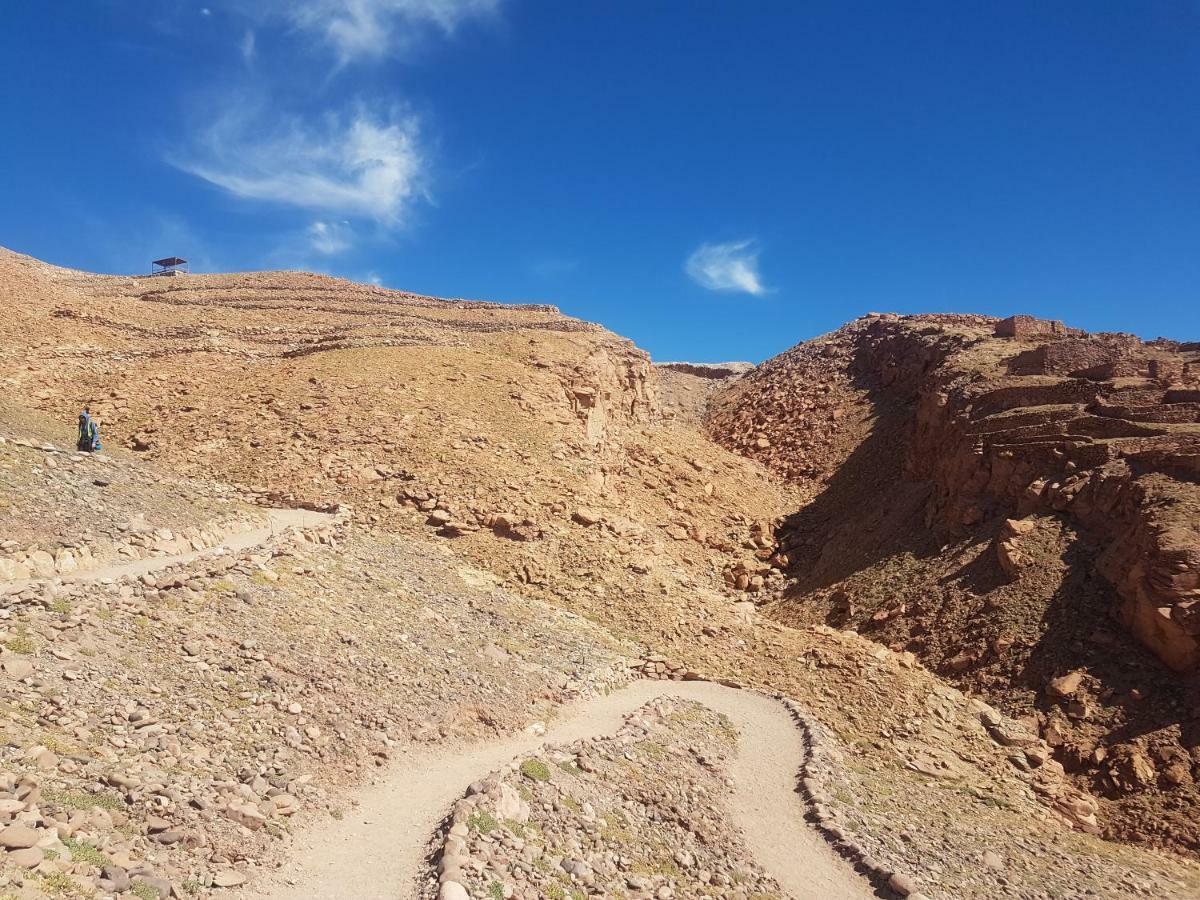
[4,246,1200,898]
[0,248,790,640]
[707,312,1200,852]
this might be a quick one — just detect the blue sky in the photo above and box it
[2,2,1198,361]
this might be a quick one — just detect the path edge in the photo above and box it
[424,677,933,900]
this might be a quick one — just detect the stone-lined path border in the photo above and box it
[421,680,926,900]
[780,696,930,899]
[1,507,340,596]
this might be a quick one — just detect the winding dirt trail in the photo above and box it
[4,505,872,898]
[1,508,333,592]
[248,680,875,900]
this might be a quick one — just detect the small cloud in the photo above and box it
[307,220,353,255]
[685,239,767,296]
[283,0,502,65]
[175,103,427,225]
[365,271,384,286]
[240,29,256,63]
[201,7,212,15]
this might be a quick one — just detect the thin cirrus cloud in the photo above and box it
[269,0,502,65]
[685,240,768,296]
[307,220,354,255]
[175,105,427,227]
[240,28,256,64]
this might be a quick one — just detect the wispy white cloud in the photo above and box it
[240,28,256,63]
[175,104,427,225]
[685,239,767,296]
[251,0,503,65]
[307,219,354,254]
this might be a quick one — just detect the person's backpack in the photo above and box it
[77,414,100,451]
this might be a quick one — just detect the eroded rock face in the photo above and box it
[565,346,658,447]
[750,316,1200,674]
[886,322,1200,673]
[706,313,1200,850]
[994,315,1077,339]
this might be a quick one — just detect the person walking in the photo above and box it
[76,408,101,453]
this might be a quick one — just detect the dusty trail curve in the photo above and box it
[248,679,875,900]
[0,508,335,593]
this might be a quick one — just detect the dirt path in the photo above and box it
[247,680,875,900]
[1,508,334,591]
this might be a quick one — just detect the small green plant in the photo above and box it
[544,886,565,900]
[38,871,88,897]
[468,810,499,834]
[488,882,505,900]
[182,879,204,895]
[62,837,110,867]
[50,597,72,615]
[132,885,161,900]
[520,759,551,782]
[5,627,36,654]
[556,759,583,776]
[43,789,125,812]
[40,735,75,755]
[502,818,527,838]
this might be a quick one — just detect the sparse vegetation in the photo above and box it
[42,788,125,812]
[62,837,110,868]
[519,758,551,782]
[5,626,36,654]
[468,810,499,834]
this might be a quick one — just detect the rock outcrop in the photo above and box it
[707,313,1200,852]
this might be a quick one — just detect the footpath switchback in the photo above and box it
[249,679,875,900]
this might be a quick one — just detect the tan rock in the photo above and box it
[7,846,43,867]
[0,824,40,849]
[572,508,601,526]
[1047,670,1084,699]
